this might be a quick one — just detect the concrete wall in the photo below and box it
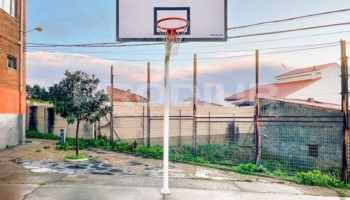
[0,114,19,149]
[99,102,255,146]
[259,98,343,171]
[26,104,94,139]
[25,102,255,146]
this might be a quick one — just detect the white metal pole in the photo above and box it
[161,46,171,195]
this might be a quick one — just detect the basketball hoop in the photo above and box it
[157,17,189,56]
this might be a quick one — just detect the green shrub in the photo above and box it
[135,146,163,159]
[295,170,346,188]
[26,130,59,140]
[56,141,73,151]
[234,163,257,174]
[114,141,130,152]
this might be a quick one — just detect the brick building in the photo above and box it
[0,0,27,148]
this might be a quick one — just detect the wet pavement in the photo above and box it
[11,151,175,177]
[0,140,349,200]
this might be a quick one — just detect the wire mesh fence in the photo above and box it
[258,42,344,177]
[97,41,350,181]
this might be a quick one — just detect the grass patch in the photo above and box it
[65,154,89,160]
[35,149,41,153]
[27,99,51,104]
[43,146,50,149]
[40,182,46,186]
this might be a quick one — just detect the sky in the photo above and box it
[26,0,350,105]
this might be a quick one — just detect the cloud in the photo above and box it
[27,48,340,104]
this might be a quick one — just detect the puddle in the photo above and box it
[31,168,52,173]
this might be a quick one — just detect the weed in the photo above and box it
[56,141,73,151]
[40,183,46,186]
[335,190,347,197]
[43,146,50,149]
[35,149,41,153]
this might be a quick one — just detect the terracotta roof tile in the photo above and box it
[275,62,338,78]
[225,78,321,102]
[106,86,147,102]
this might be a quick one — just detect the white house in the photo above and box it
[225,62,341,106]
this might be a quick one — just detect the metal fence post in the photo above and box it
[193,54,197,157]
[147,118,151,148]
[110,66,114,145]
[209,111,211,145]
[255,49,261,166]
[341,40,348,182]
[179,109,182,146]
[147,62,151,148]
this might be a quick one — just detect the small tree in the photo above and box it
[32,84,42,99]
[40,87,50,101]
[26,84,33,98]
[49,70,112,155]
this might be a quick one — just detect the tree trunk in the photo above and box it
[76,120,80,155]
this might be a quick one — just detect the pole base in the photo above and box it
[161,188,171,195]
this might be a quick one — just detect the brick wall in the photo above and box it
[0,0,27,149]
[0,0,26,114]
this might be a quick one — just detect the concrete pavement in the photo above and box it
[0,141,349,200]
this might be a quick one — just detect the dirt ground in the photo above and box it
[13,139,350,197]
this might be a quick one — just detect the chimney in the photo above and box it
[307,98,314,103]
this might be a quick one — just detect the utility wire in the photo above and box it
[228,22,350,39]
[26,42,337,55]
[32,42,341,62]
[228,8,350,30]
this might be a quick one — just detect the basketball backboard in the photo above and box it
[116,0,227,42]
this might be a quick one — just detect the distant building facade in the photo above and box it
[183,97,223,107]
[225,63,341,106]
[0,0,27,149]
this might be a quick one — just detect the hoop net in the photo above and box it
[157,17,189,56]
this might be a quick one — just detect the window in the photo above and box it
[0,0,16,17]
[7,55,17,70]
[307,144,318,158]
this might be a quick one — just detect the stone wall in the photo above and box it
[259,98,343,171]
